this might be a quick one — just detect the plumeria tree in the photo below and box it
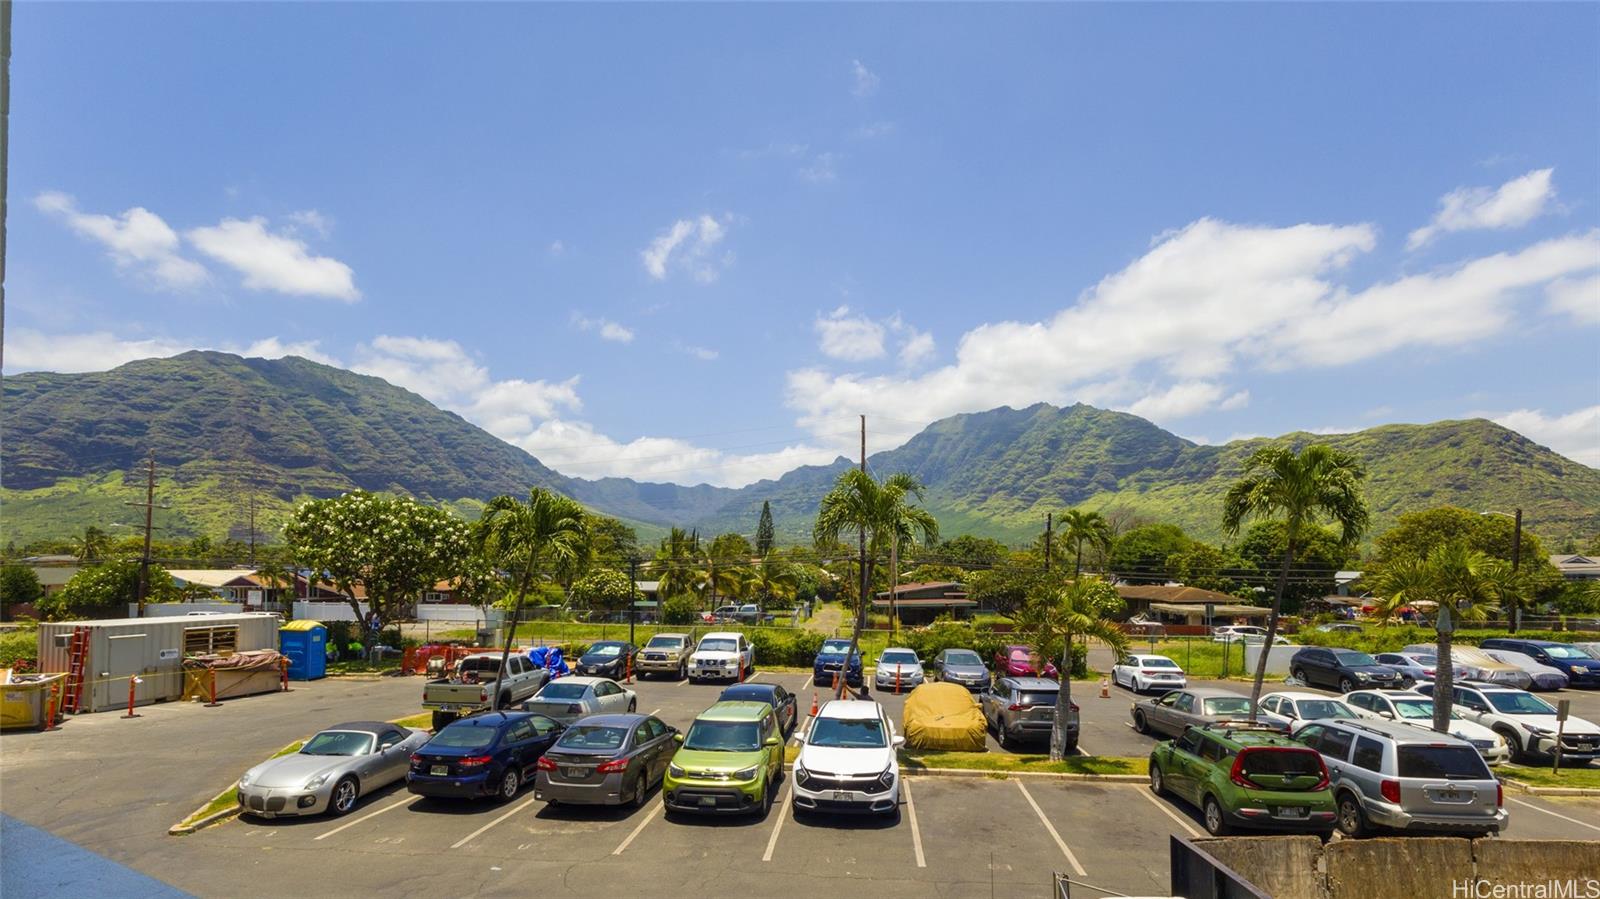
[284,491,472,625]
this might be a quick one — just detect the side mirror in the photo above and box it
[674,732,685,744]
[892,734,905,748]
[765,735,781,747]
[1380,710,1395,719]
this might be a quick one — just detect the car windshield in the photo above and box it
[646,636,683,648]
[1204,697,1254,717]
[1398,745,1491,780]
[1144,658,1180,668]
[430,725,497,750]
[808,717,888,748]
[537,683,589,700]
[1019,690,1058,707]
[944,650,982,665]
[301,731,374,756]
[1295,700,1354,719]
[1486,692,1556,715]
[1333,650,1378,666]
[683,720,760,752]
[588,644,623,657]
[821,640,853,654]
[882,651,918,665]
[700,639,737,653]
[1393,699,1436,720]
[1542,646,1586,660]
[556,725,628,751]
[460,658,501,676]
[1008,649,1032,660]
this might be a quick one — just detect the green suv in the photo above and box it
[664,701,785,816]
[1149,723,1337,837]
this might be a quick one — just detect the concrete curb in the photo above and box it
[168,802,239,835]
[1501,777,1600,797]
[901,766,1147,783]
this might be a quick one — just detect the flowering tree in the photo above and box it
[284,491,472,625]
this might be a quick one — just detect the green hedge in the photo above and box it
[0,629,37,670]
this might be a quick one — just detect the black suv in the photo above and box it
[1290,647,1403,693]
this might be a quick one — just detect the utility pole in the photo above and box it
[1044,512,1053,573]
[1511,507,1523,634]
[124,455,164,617]
[629,557,639,646]
[247,493,258,566]
[839,415,869,700]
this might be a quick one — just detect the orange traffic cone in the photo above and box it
[1099,676,1110,699]
[810,692,819,716]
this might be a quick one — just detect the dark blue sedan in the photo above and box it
[717,682,798,737]
[407,711,564,802]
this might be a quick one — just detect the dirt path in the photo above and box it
[803,603,844,634]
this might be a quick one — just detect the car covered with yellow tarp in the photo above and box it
[902,681,986,751]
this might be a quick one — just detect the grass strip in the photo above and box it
[898,750,1148,777]
[176,740,303,830]
[1501,762,1600,790]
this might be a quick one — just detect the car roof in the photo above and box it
[450,711,530,727]
[1007,676,1058,690]
[1263,692,1340,703]
[701,631,742,640]
[324,721,399,735]
[1185,686,1250,699]
[587,640,628,648]
[817,699,883,720]
[881,646,917,654]
[720,683,780,700]
[1193,724,1299,748]
[645,632,688,640]
[1127,654,1175,662]
[570,713,649,727]
[696,701,771,722]
[1316,716,1470,745]
[1349,690,1426,700]
[553,676,609,686]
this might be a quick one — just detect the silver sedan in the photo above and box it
[237,721,429,818]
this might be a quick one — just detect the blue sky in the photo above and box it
[7,3,1599,483]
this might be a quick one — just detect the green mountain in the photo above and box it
[4,352,1597,549]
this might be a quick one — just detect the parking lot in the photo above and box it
[3,664,1599,898]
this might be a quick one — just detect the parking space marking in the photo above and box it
[1506,797,1600,834]
[449,794,541,850]
[761,784,794,862]
[745,672,762,682]
[1133,784,1202,838]
[647,708,661,716]
[611,802,661,854]
[1015,780,1086,877]
[903,777,926,868]
[313,794,420,841]
[801,674,813,692]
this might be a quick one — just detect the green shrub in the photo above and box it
[661,595,698,625]
[0,629,37,670]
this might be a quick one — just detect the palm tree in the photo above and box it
[74,526,112,563]
[745,556,799,610]
[1222,444,1368,719]
[652,527,702,599]
[814,469,939,694]
[1059,509,1113,578]
[476,488,588,709]
[1016,577,1128,760]
[1373,544,1503,733]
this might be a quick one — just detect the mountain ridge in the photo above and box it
[3,352,1596,546]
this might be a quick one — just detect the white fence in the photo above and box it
[1243,643,1300,676]
[416,604,490,625]
[293,600,369,622]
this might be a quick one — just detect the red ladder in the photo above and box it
[61,627,90,714]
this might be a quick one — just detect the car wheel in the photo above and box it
[329,776,359,817]
[1495,726,1527,763]
[1149,762,1166,796]
[1133,710,1149,735]
[1336,792,1369,838]
[998,724,1014,750]
[431,710,457,732]
[679,663,687,680]
[497,769,520,803]
[760,779,774,817]
[1202,796,1229,836]
[1291,667,1309,686]
[1338,678,1355,694]
[631,775,649,809]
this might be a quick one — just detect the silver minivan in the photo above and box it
[1290,717,1507,838]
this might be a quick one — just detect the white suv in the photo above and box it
[688,631,753,683]
[792,699,903,816]
[1343,689,1510,766]
[1418,683,1600,764]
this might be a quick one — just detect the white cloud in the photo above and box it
[572,314,635,343]
[898,329,936,368]
[1219,390,1250,412]
[188,217,359,301]
[640,214,732,283]
[1408,168,1557,249]
[34,191,209,289]
[548,240,566,257]
[510,419,834,486]
[285,209,332,238]
[851,59,880,98]
[1546,274,1600,325]
[1,328,335,373]
[815,306,887,361]
[851,121,895,140]
[799,152,840,184]
[784,218,1600,442]
[681,344,719,362]
[1489,406,1600,468]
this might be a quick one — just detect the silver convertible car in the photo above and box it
[237,721,429,818]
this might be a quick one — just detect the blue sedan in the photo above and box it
[407,711,564,802]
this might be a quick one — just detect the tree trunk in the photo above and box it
[1248,532,1297,721]
[1433,604,1455,734]
[840,556,873,700]
[889,537,899,638]
[1051,632,1075,761]
[1074,541,1083,579]
[493,553,538,712]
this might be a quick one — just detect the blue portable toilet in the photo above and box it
[279,620,328,680]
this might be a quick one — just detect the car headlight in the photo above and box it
[1526,726,1553,737]
[1571,666,1587,675]
[304,773,331,790]
[1494,735,1507,747]
[732,766,758,782]
[238,772,252,787]
[878,769,895,787]
[668,763,685,778]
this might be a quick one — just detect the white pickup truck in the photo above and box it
[422,652,547,731]
[687,631,754,683]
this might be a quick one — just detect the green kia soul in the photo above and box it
[664,701,785,816]
[1149,723,1337,837]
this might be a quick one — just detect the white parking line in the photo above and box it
[647,708,661,716]
[450,794,541,850]
[1506,796,1600,834]
[745,672,762,682]
[1133,784,1202,839]
[612,802,662,854]
[801,674,814,692]
[314,794,421,841]
[676,678,690,687]
[761,784,794,862]
[1015,780,1086,877]
[903,778,926,868]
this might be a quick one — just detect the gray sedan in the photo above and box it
[238,721,429,817]
[522,676,637,724]
[932,648,990,691]
[1130,687,1258,739]
[534,714,678,807]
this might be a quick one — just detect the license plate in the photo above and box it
[1275,806,1308,819]
[430,765,448,776]
[832,790,851,801]
[566,768,586,778]
[699,796,716,807]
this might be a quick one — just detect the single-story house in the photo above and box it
[21,557,82,597]
[1114,584,1268,625]
[1551,554,1600,581]
[872,582,974,624]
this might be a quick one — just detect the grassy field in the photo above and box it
[1502,763,1600,790]
[899,751,1147,776]
[1127,637,1257,679]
